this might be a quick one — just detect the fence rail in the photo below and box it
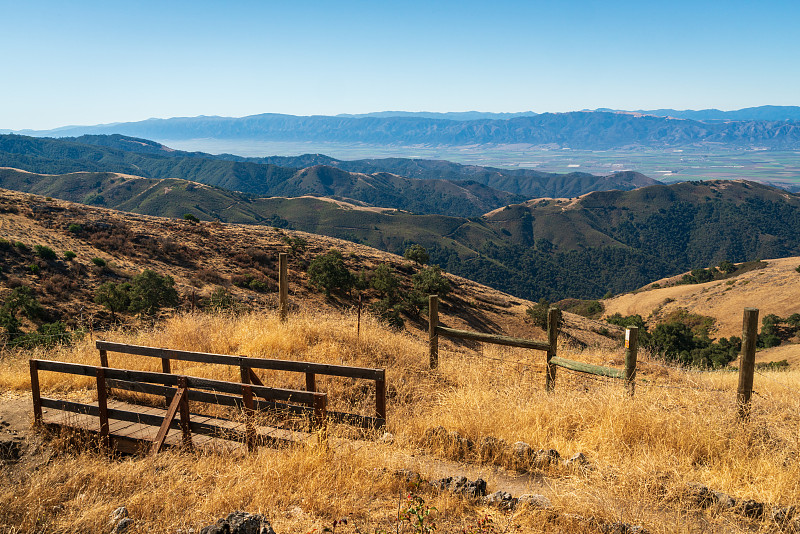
[96,340,387,428]
[30,359,327,454]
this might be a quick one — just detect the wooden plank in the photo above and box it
[435,325,550,352]
[248,369,265,387]
[550,356,624,379]
[151,386,187,455]
[95,341,384,380]
[40,398,100,416]
[375,379,386,423]
[185,376,322,405]
[305,372,316,393]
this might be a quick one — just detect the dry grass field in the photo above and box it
[2,309,799,533]
[604,256,800,340]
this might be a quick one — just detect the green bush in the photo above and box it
[95,281,132,321]
[411,265,451,297]
[91,257,107,267]
[29,264,40,275]
[34,245,57,261]
[208,287,235,312]
[63,251,77,261]
[183,213,200,223]
[308,250,354,297]
[371,264,399,300]
[13,241,28,251]
[526,299,551,329]
[404,244,429,266]
[68,223,82,234]
[128,270,179,316]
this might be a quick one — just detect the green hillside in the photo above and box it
[3,167,800,302]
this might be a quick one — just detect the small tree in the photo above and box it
[404,244,429,266]
[526,299,551,329]
[371,264,399,300]
[308,250,354,297]
[34,245,57,261]
[183,213,200,224]
[128,270,179,316]
[411,265,450,296]
[94,281,132,322]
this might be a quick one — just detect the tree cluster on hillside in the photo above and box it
[95,269,179,321]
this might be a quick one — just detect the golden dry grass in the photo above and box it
[604,256,800,339]
[1,309,799,533]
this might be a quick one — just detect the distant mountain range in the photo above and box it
[595,105,800,122]
[12,107,800,150]
[0,134,656,216]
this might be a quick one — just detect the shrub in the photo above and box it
[13,241,28,251]
[411,265,451,297]
[526,299,551,329]
[208,287,235,312]
[63,251,77,261]
[371,264,399,300]
[95,281,132,322]
[308,250,354,297]
[0,239,11,249]
[404,244,429,266]
[68,223,82,234]
[183,213,200,223]
[91,257,107,267]
[34,245,57,261]
[128,270,179,316]
[29,264,40,275]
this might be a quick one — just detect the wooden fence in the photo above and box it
[96,340,387,428]
[30,359,326,454]
[427,295,638,393]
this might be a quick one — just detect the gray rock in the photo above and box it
[112,518,134,534]
[534,448,560,468]
[564,452,589,470]
[110,507,129,523]
[516,493,552,509]
[199,511,276,534]
[600,522,648,534]
[431,476,486,499]
[512,441,533,470]
[736,499,765,519]
[486,490,517,511]
[685,482,713,507]
[773,506,796,527]
[711,491,736,510]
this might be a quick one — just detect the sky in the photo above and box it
[2,0,799,130]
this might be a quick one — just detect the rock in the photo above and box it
[516,494,552,510]
[534,448,560,468]
[685,482,714,507]
[486,490,517,511]
[773,506,796,527]
[478,436,506,462]
[736,499,765,519]
[110,507,129,523]
[199,511,276,534]
[564,452,589,470]
[112,518,134,534]
[600,522,648,534]
[512,442,534,470]
[711,491,736,510]
[431,476,486,499]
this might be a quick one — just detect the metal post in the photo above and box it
[624,327,638,396]
[545,308,560,392]
[279,252,288,322]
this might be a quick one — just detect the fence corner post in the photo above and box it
[737,307,759,420]
[279,252,288,322]
[625,326,638,397]
[428,295,439,369]
[545,307,560,392]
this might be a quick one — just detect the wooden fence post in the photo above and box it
[241,384,256,452]
[429,295,439,369]
[625,327,638,396]
[375,373,386,426]
[279,252,288,322]
[96,368,110,448]
[545,308,560,392]
[737,307,759,419]
[177,376,192,449]
[30,360,42,426]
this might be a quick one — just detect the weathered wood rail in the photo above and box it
[427,295,639,394]
[96,340,387,428]
[30,359,326,454]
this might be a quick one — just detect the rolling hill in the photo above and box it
[3,164,800,302]
[0,134,658,217]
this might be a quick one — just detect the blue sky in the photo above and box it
[2,0,798,130]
